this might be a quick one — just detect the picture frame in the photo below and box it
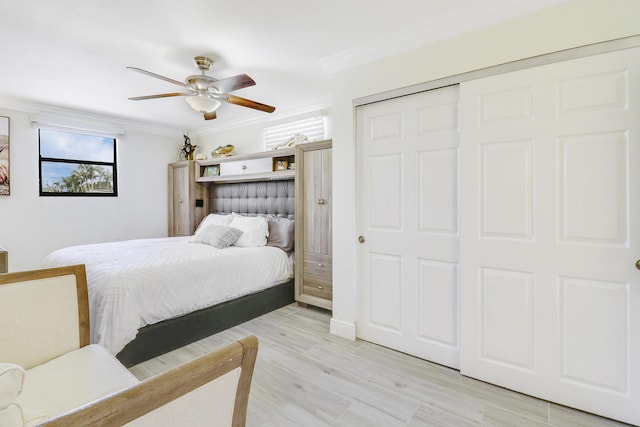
[0,116,9,196]
[205,165,219,177]
[275,159,288,171]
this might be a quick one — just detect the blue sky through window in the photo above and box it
[39,128,117,195]
[40,129,114,162]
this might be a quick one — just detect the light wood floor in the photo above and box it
[129,304,633,427]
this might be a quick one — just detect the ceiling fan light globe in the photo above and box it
[185,95,221,113]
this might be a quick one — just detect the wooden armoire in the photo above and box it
[168,161,208,237]
[294,140,332,310]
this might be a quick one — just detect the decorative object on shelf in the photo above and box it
[180,134,197,160]
[195,153,206,160]
[274,133,308,150]
[0,116,9,196]
[194,147,295,183]
[212,144,234,157]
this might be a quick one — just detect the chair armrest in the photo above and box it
[42,335,259,427]
[0,264,90,369]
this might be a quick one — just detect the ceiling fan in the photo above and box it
[127,56,275,120]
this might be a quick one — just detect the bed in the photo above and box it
[42,180,296,367]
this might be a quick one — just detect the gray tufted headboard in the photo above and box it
[208,180,295,219]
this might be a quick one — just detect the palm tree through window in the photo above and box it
[38,128,118,196]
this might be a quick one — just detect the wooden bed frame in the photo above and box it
[116,179,296,367]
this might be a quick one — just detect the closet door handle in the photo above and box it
[317,198,326,205]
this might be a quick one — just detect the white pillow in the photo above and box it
[193,225,242,249]
[229,215,269,247]
[0,363,24,410]
[194,214,233,235]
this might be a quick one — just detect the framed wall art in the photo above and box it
[0,116,9,195]
[205,165,219,176]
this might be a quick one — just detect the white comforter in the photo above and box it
[42,237,293,355]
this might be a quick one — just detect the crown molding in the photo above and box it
[319,0,571,74]
[0,94,184,137]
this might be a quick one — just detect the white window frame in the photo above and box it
[263,112,326,150]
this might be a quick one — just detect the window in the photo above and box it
[263,113,326,151]
[39,128,118,196]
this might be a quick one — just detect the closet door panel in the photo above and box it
[357,85,461,369]
[460,47,640,425]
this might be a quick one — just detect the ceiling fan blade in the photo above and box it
[210,74,255,93]
[126,67,187,87]
[203,111,217,120]
[128,93,190,101]
[223,94,276,113]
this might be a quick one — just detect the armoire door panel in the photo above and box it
[295,140,333,310]
[321,148,333,250]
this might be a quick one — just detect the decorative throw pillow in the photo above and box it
[266,216,295,252]
[193,225,243,249]
[194,214,233,235]
[0,363,24,410]
[229,215,269,247]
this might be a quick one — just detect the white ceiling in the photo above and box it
[0,0,569,133]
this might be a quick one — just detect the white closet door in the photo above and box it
[459,47,640,425]
[356,85,460,368]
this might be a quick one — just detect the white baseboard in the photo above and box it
[330,317,356,341]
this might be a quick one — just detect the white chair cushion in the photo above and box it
[0,363,24,409]
[0,404,23,427]
[15,344,139,422]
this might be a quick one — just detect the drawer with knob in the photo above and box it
[303,277,333,300]
[303,253,332,280]
[219,158,272,176]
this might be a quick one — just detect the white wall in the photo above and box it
[0,108,181,272]
[191,122,266,159]
[329,0,640,338]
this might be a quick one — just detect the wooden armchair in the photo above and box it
[0,264,258,427]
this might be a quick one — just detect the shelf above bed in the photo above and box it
[195,147,295,183]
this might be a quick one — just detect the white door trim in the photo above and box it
[354,34,640,108]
